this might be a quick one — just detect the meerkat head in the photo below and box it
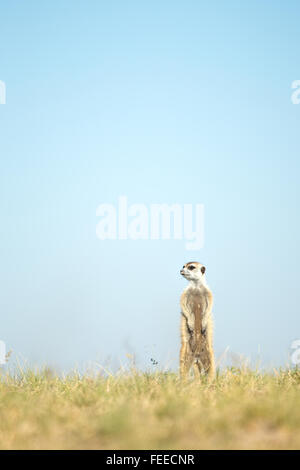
[180,262,206,283]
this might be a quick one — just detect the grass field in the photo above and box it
[0,366,299,450]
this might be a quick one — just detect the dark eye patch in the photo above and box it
[188,265,196,271]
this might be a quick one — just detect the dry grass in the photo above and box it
[0,366,299,450]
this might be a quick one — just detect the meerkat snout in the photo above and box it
[180,262,206,282]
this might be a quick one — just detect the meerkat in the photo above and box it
[179,262,215,380]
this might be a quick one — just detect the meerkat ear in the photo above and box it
[201,266,206,274]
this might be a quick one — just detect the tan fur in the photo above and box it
[179,262,215,380]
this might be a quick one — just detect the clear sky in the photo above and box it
[0,0,299,373]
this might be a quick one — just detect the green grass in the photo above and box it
[0,366,299,449]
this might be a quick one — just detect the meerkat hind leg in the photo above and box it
[194,357,208,379]
[193,361,202,379]
[180,344,194,379]
[200,351,215,381]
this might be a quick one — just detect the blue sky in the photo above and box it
[0,0,299,372]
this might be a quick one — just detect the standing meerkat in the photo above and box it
[180,262,215,380]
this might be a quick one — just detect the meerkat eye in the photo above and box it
[188,265,196,271]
